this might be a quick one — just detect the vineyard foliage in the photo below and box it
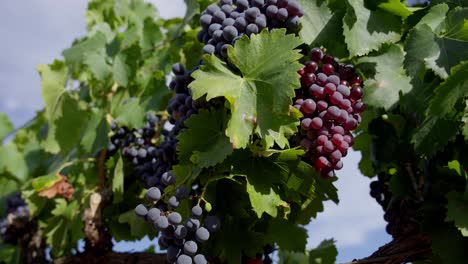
[0,0,467,263]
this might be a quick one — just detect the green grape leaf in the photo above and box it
[343,0,401,57]
[428,62,468,117]
[44,199,82,256]
[358,44,412,110]
[0,143,29,182]
[80,109,109,154]
[113,53,130,87]
[118,210,156,238]
[32,174,61,192]
[0,113,13,142]
[246,181,288,218]
[311,9,348,58]
[411,117,459,158]
[378,0,413,18]
[0,244,18,264]
[42,94,89,154]
[84,51,112,81]
[190,29,303,148]
[177,109,233,168]
[416,4,449,31]
[298,0,333,44]
[112,96,147,129]
[37,61,67,121]
[113,155,124,204]
[446,191,468,236]
[62,32,107,66]
[309,239,338,264]
[266,218,307,252]
[22,190,47,218]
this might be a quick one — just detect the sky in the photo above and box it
[0,0,393,262]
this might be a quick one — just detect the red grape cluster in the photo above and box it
[293,48,365,178]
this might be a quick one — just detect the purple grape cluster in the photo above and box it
[198,0,304,58]
[108,113,179,187]
[135,186,220,264]
[292,48,365,178]
[0,193,30,244]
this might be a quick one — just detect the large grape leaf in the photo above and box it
[358,44,412,110]
[177,109,233,168]
[404,4,449,79]
[190,29,303,149]
[342,0,401,57]
[0,143,28,182]
[309,239,338,264]
[38,61,67,121]
[80,109,109,154]
[411,117,459,158]
[266,219,307,252]
[298,0,332,44]
[377,0,413,18]
[42,95,89,154]
[0,113,13,142]
[428,62,468,117]
[446,191,468,237]
[246,181,287,218]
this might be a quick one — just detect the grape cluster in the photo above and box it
[0,193,31,244]
[108,113,181,188]
[292,48,365,178]
[198,0,304,58]
[370,173,391,208]
[135,186,220,264]
[167,63,201,136]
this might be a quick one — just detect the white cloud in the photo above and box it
[306,150,389,248]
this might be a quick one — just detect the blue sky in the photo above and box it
[0,0,394,262]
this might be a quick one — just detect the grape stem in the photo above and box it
[56,158,96,174]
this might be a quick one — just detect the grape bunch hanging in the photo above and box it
[0,193,31,244]
[135,186,220,264]
[198,0,303,57]
[293,48,365,178]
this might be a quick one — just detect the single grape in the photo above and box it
[301,99,316,114]
[156,215,169,230]
[236,0,249,11]
[266,5,278,18]
[310,117,323,130]
[234,17,247,31]
[301,118,312,131]
[315,156,329,170]
[204,215,220,232]
[330,92,344,106]
[208,23,222,36]
[146,187,161,201]
[191,205,203,217]
[301,73,316,87]
[200,14,212,29]
[195,227,210,242]
[324,83,337,96]
[168,196,180,208]
[203,44,215,54]
[322,64,335,76]
[174,225,188,239]
[310,48,323,62]
[193,254,208,264]
[177,254,193,264]
[185,217,201,232]
[222,17,236,27]
[184,240,198,255]
[175,185,190,200]
[337,84,351,97]
[304,61,318,73]
[206,4,220,15]
[246,23,259,35]
[147,208,161,222]
[245,7,260,22]
[162,172,176,186]
[286,1,301,16]
[330,150,342,163]
[221,4,234,15]
[277,8,288,21]
[134,204,148,217]
[169,212,183,225]
[255,16,267,29]
[212,10,227,23]
[223,25,238,42]
[286,16,300,29]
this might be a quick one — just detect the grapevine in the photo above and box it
[1,0,467,263]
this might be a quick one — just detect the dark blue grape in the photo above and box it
[134,204,148,217]
[199,14,212,29]
[147,208,161,222]
[168,212,183,225]
[246,24,259,35]
[193,255,207,264]
[168,196,180,208]
[234,17,247,31]
[177,254,192,264]
[184,240,198,256]
[195,227,210,242]
[223,25,238,42]
[212,10,227,23]
[146,187,161,201]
